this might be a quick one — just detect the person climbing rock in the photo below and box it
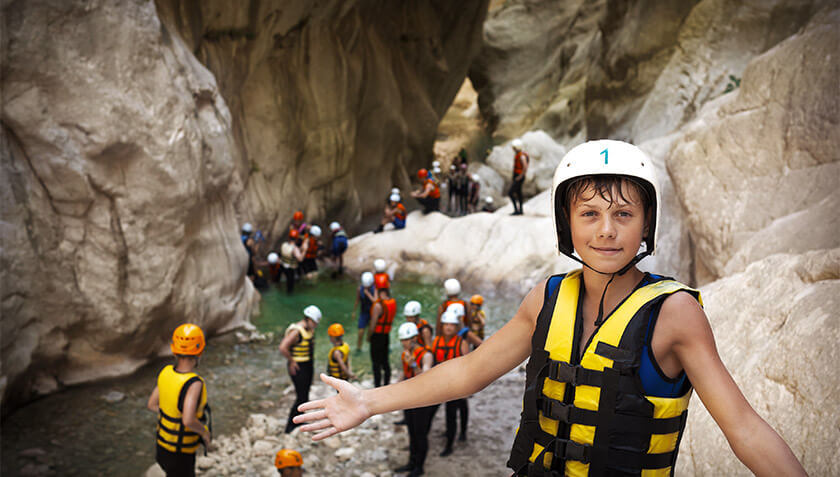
[403,300,433,350]
[301,225,321,279]
[293,140,807,477]
[274,449,303,477]
[329,222,348,277]
[368,281,396,387]
[279,230,306,295]
[394,322,436,477]
[508,138,529,215]
[376,193,406,233]
[468,294,486,341]
[411,169,440,214]
[432,310,470,457]
[326,324,354,381]
[147,324,212,477]
[279,305,321,433]
[355,272,376,352]
[435,278,469,336]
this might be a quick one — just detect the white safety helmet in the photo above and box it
[303,305,322,323]
[391,187,400,195]
[267,252,279,264]
[450,164,457,171]
[471,174,480,182]
[445,302,465,318]
[374,259,386,273]
[398,322,419,340]
[389,193,401,203]
[440,309,460,325]
[511,138,524,150]
[444,278,461,296]
[361,272,374,288]
[485,196,494,204]
[242,222,253,233]
[403,300,422,317]
[329,222,340,232]
[310,225,322,237]
[433,166,442,174]
[551,139,661,271]
[432,160,441,168]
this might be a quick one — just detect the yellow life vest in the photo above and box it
[287,323,313,362]
[156,364,209,454]
[507,270,702,477]
[327,342,350,379]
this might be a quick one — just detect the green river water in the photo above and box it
[1,276,520,476]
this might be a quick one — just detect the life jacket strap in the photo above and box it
[547,360,638,394]
[535,396,685,434]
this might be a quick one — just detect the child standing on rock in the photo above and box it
[293,140,806,476]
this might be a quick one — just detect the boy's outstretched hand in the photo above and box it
[293,374,371,440]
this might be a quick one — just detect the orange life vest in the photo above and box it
[415,318,433,349]
[437,298,468,333]
[402,345,427,379]
[304,235,318,259]
[432,334,463,364]
[425,178,441,199]
[394,203,407,221]
[514,151,529,175]
[371,298,397,334]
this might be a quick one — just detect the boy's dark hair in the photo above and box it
[562,174,652,222]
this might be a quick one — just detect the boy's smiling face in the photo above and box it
[569,180,648,274]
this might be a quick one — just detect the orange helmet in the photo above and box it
[470,294,484,305]
[275,448,303,469]
[171,324,205,356]
[327,323,345,337]
[374,273,390,290]
[417,168,428,179]
[289,229,299,239]
[293,211,304,221]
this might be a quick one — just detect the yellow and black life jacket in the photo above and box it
[156,365,210,455]
[286,323,314,362]
[507,270,702,477]
[327,342,350,379]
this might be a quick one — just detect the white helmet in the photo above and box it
[440,309,460,325]
[471,174,480,182]
[267,252,279,264]
[398,322,419,340]
[310,225,322,237]
[361,272,374,287]
[433,166,442,174]
[329,222,340,232]
[303,305,322,323]
[432,161,440,168]
[450,164,457,171]
[511,138,524,150]
[445,302,465,318]
[374,259,386,273]
[242,222,253,233]
[444,278,461,296]
[551,140,661,270]
[389,193,401,202]
[403,300,422,317]
[485,196,494,203]
[391,187,400,195]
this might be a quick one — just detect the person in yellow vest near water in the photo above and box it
[468,294,486,340]
[147,323,212,477]
[279,305,321,433]
[293,139,806,477]
[368,279,397,387]
[274,448,303,476]
[327,324,355,381]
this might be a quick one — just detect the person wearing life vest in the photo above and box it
[329,222,349,278]
[373,258,391,291]
[403,300,433,350]
[394,322,436,477]
[411,169,440,214]
[508,138,529,215]
[375,193,407,233]
[368,284,397,387]
[468,295,486,340]
[293,139,806,477]
[274,448,303,477]
[435,278,469,336]
[289,211,307,239]
[279,305,321,433]
[432,310,470,457]
[241,223,257,281]
[355,272,376,352]
[147,324,212,477]
[326,323,355,381]
[300,225,321,279]
[444,302,483,349]
[279,230,306,295]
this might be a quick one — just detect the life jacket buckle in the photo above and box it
[548,360,579,386]
[554,438,591,464]
[538,398,571,423]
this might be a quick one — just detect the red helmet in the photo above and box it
[293,211,304,221]
[289,229,299,239]
[417,168,428,179]
[374,273,390,290]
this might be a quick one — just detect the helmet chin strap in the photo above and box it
[569,250,652,326]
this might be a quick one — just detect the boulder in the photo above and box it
[676,249,840,476]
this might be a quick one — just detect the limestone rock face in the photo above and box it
[1,0,257,408]
[155,0,490,240]
[668,7,840,280]
[677,249,840,476]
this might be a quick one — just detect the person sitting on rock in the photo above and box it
[279,230,306,295]
[147,324,213,477]
[327,323,355,382]
[508,138,529,216]
[329,222,348,277]
[403,300,433,350]
[435,278,469,336]
[375,193,407,233]
[354,272,376,352]
[411,169,440,214]
[480,196,495,213]
[432,310,470,457]
[274,449,303,477]
[279,305,321,433]
[395,322,435,477]
[368,279,397,387]
[468,174,481,214]
[292,140,806,477]
[300,225,321,280]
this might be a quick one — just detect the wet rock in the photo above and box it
[252,440,275,456]
[334,447,356,461]
[196,456,213,470]
[101,391,125,403]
